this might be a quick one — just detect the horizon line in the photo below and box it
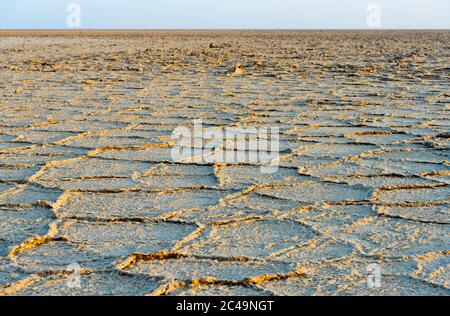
[1,28,449,32]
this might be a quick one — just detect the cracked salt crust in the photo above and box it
[0,30,448,296]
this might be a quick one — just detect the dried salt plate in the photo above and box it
[10,271,164,296]
[35,157,155,181]
[58,189,231,219]
[260,256,449,296]
[180,219,320,259]
[253,181,372,204]
[376,204,449,224]
[337,217,449,257]
[0,207,53,257]
[168,284,271,296]
[126,255,296,283]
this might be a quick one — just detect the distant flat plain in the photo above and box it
[0,30,448,295]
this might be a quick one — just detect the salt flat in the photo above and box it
[0,31,449,296]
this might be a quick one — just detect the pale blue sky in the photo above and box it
[0,0,449,29]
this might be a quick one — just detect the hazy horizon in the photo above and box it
[1,0,449,30]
